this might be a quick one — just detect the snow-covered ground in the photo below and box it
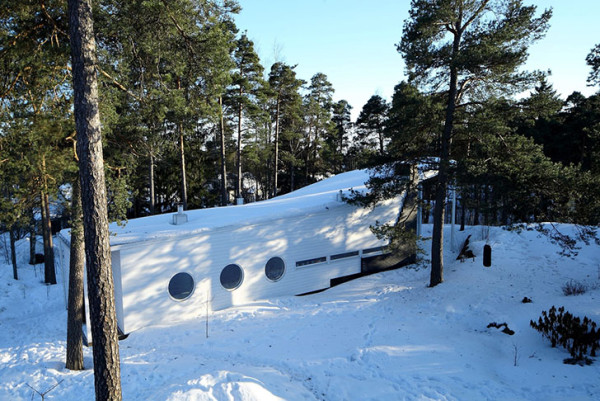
[1,224,599,400]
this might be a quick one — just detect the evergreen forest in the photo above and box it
[1,0,599,271]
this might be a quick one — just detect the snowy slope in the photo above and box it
[1,224,599,400]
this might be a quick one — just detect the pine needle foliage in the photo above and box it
[531,306,600,365]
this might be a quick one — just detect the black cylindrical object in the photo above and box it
[483,244,492,267]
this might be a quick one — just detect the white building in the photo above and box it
[56,169,425,341]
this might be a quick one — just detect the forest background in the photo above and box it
[1,0,600,273]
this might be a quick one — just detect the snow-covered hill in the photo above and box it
[1,224,599,400]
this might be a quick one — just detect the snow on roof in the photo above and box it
[58,166,437,247]
[57,169,370,247]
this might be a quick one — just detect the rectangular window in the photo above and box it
[296,256,327,267]
[330,250,359,261]
[363,246,386,255]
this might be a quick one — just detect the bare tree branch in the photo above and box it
[97,68,143,102]
[461,0,491,33]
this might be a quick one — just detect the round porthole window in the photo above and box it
[220,264,244,290]
[168,272,195,301]
[265,257,285,282]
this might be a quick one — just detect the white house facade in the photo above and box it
[56,169,425,341]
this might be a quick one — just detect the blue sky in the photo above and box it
[234,0,599,119]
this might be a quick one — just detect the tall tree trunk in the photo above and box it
[178,123,187,210]
[290,161,295,191]
[10,227,18,280]
[44,191,56,284]
[66,175,85,371]
[273,97,280,198]
[236,100,243,199]
[177,77,188,211]
[219,96,228,206]
[29,208,36,265]
[262,118,269,200]
[501,195,508,226]
[68,0,123,399]
[473,186,480,226]
[305,124,312,183]
[484,184,490,226]
[149,152,155,215]
[430,27,461,287]
[338,130,344,173]
[460,193,466,231]
[40,190,48,257]
[430,166,447,287]
[312,124,319,181]
[40,186,57,285]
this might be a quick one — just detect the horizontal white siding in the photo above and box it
[104,195,402,333]
[55,233,125,342]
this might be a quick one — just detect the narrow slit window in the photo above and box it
[363,246,386,255]
[296,256,327,267]
[330,251,359,261]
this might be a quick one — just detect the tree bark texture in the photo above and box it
[460,195,466,231]
[219,96,228,206]
[430,25,462,288]
[304,124,312,182]
[66,175,85,371]
[29,209,36,265]
[178,123,188,210]
[273,98,280,197]
[264,118,271,200]
[68,0,123,399]
[10,227,18,280]
[41,189,57,285]
[236,102,243,199]
[149,153,155,214]
[40,190,48,257]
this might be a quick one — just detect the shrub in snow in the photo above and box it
[487,322,515,335]
[562,280,587,296]
[530,306,600,365]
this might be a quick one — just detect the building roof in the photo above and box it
[58,166,437,247]
[58,169,371,247]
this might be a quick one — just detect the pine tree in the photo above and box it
[587,43,600,87]
[517,77,564,156]
[560,92,600,174]
[0,0,74,282]
[325,99,353,173]
[356,95,389,156]
[92,0,240,211]
[457,97,572,225]
[398,0,551,287]
[268,62,304,196]
[386,81,443,162]
[302,73,334,182]
[66,172,84,371]
[68,0,122,399]
[228,33,265,200]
